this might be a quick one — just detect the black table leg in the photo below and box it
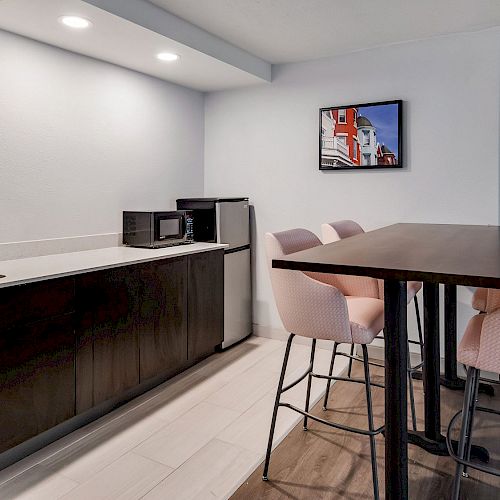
[442,284,461,388]
[408,282,449,453]
[425,282,442,440]
[384,279,408,500]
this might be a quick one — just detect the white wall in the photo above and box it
[204,29,500,344]
[0,29,204,251]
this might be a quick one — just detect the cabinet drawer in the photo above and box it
[0,277,75,331]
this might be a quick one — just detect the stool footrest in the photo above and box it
[312,372,385,389]
[446,407,499,477]
[279,402,384,436]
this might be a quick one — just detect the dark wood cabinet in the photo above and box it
[139,258,188,382]
[0,313,75,454]
[1,249,224,459]
[187,250,224,361]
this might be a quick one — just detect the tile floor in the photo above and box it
[0,336,348,500]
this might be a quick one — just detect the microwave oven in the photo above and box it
[123,211,194,248]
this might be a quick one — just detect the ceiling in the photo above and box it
[0,0,268,91]
[149,0,500,63]
[1,0,498,91]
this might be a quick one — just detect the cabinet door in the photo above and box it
[0,314,75,453]
[77,266,142,407]
[188,250,224,361]
[139,258,188,382]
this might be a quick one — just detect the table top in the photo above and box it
[273,223,500,288]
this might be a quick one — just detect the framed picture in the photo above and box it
[319,99,402,170]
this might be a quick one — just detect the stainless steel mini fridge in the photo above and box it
[176,197,252,349]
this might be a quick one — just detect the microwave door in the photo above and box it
[159,217,181,241]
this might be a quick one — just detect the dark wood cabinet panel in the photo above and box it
[75,285,94,414]
[188,250,224,361]
[139,258,188,382]
[0,278,75,331]
[76,266,142,407]
[0,314,75,453]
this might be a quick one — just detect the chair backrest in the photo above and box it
[265,229,352,342]
[460,289,500,373]
[321,220,365,244]
[319,220,380,299]
[472,288,500,313]
[476,306,500,373]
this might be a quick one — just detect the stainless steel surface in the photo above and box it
[215,200,250,249]
[222,247,252,349]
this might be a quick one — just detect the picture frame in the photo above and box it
[319,99,403,170]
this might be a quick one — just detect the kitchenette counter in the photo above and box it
[0,242,226,466]
[0,242,227,288]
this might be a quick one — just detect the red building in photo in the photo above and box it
[321,107,360,167]
[330,108,360,166]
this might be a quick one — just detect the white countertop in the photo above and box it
[0,243,227,288]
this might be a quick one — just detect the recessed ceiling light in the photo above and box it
[59,16,92,29]
[156,52,180,62]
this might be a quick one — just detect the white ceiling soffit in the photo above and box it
[0,0,271,92]
[148,0,500,64]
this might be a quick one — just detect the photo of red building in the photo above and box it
[320,101,400,169]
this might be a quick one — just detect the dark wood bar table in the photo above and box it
[272,223,500,500]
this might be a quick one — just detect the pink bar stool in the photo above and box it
[264,228,384,499]
[446,288,500,499]
[321,220,423,430]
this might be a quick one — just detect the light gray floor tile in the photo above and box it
[142,439,260,500]
[133,402,240,469]
[60,452,172,500]
[0,465,78,500]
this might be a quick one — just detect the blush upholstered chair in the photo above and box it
[446,288,500,500]
[321,220,423,431]
[264,228,384,499]
[471,287,497,313]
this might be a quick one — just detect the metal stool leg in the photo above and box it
[452,367,479,499]
[463,368,480,476]
[303,339,317,430]
[362,344,380,500]
[414,295,424,361]
[263,333,295,481]
[408,344,418,431]
[347,344,355,378]
[322,342,339,411]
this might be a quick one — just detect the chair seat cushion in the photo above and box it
[346,296,385,344]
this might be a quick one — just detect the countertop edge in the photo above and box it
[0,243,228,289]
